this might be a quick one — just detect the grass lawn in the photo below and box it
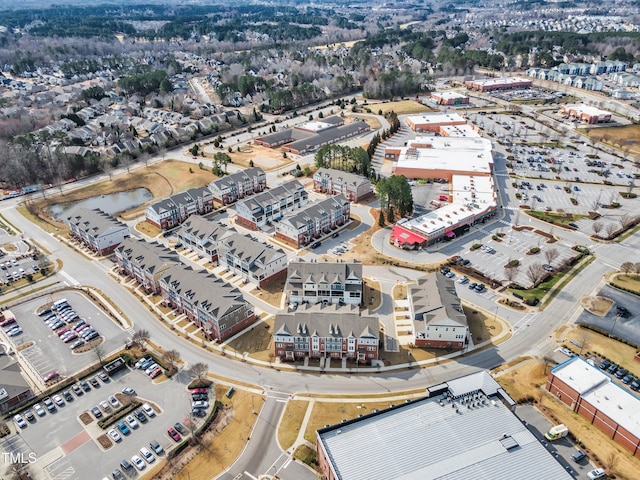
[610,273,640,294]
[252,276,285,308]
[392,283,408,301]
[173,387,264,480]
[135,221,161,238]
[527,211,588,225]
[293,445,317,468]
[217,144,293,171]
[277,400,309,450]
[368,100,433,116]
[225,318,273,362]
[496,359,640,480]
[562,326,640,374]
[303,400,398,443]
[363,278,382,310]
[466,305,505,345]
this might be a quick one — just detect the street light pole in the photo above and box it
[610,314,620,338]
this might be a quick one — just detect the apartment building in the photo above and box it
[275,195,350,247]
[235,180,308,230]
[207,167,266,206]
[158,264,255,342]
[66,208,130,256]
[273,303,378,363]
[114,239,179,294]
[176,214,229,262]
[312,168,373,202]
[285,259,363,306]
[145,186,213,230]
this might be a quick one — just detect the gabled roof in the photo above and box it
[219,232,286,270]
[179,215,229,242]
[208,167,265,192]
[279,195,349,230]
[410,273,468,330]
[286,259,362,290]
[238,180,306,213]
[65,208,129,238]
[115,238,179,274]
[314,168,371,189]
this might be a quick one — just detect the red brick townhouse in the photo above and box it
[547,356,640,458]
[145,186,213,230]
[207,167,266,206]
[66,208,130,256]
[158,264,255,342]
[273,303,378,363]
[312,168,373,203]
[114,238,179,294]
[275,195,350,248]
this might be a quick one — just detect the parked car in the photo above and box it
[606,363,618,374]
[192,394,208,401]
[108,429,122,443]
[571,450,587,462]
[144,363,158,375]
[149,368,162,379]
[629,379,640,391]
[62,390,73,402]
[149,440,164,455]
[122,387,136,396]
[14,414,27,429]
[474,284,486,293]
[190,388,208,395]
[91,406,102,418]
[131,455,146,471]
[52,395,65,407]
[125,415,139,429]
[167,427,181,442]
[192,400,209,409]
[192,408,207,418]
[43,398,56,412]
[99,401,110,412]
[135,357,151,369]
[71,384,83,396]
[142,403,156,417]
[587,468,606,479]
[33,404,45,416]
[98,372,109,383]
[622,374,634,384]
[468,282,478,290]
[615,368,628,379]
[457,276,469,284]
[80,380,91,392]
[120,459,133,473]
[112,469,125,480]
[598,360,611,370]
[117,422,131,436]
[108,396,121,409]
[70,339,85,349]
[89,377,100,388]
[23,410,35,422]
[43,371,60,383]
[174,422,186,435]
[139,447,155,464]
[134,409,147,423]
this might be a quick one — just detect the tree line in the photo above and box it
[376,176,413,222]
[314,145,372,177]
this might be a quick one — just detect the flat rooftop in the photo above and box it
[549,356,609,395]
[318,371,573,480]
[562,104,610,117]
[393,136,493,175]
[469,76,531,86]
[432,90,468,99]
[440,124,480,138]
[407,112,465,125]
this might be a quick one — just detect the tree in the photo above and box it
[190,144,200,157]
[604,451,619,476]
[378,209,385,227]
[187,362,209,384]
[526,263,546,286]
[504,265,518,283]
[131,329,150,350]
[619,214,635,230]
[543,247,559,266]
[621,262,635,276]
[93,344,105,366]
[592,221,603,237]
[376,175,413,220]
[163,349,181,371]
[605,223,618,239]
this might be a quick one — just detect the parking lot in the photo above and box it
[5,291,131,381]
[3,368,203,480]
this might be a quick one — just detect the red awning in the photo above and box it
[391,225,427,245]
[444,231,456,238]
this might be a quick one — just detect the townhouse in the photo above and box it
[176,214,229,262]
[207,167,266,206]
[114,238,180,294]
[285,259,363,306]
[273,303,378,363]
[409,274,468,349]
[158,264,255,342]
[235,180,308,230]
[275,195,350,248]
[313,168,373,203]
[217,232,288,287]
[145,186,213,230]
[66,208,130,256]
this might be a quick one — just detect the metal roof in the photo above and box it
[317,371,574,480]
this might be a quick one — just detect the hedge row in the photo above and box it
[97,401,141,430]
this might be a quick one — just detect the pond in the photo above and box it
[48,188,153,220]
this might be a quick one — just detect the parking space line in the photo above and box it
[45,457,79,480]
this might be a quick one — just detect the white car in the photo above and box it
[108,429,122,443]
[587,469,606,480]
[52,395,65,407]
[131,455,146,471]
[33,404,45,416]
[99,401,110,412]
[7,327,23,337]
[125,415,139,429]
[142,403,155,417]
[108,396,121,409]
[192,400,209,409]
[13,414,27,429]
[139,447,155,463]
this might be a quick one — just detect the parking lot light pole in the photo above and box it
[610,314,621,338]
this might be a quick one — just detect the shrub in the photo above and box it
[529,247,540,254]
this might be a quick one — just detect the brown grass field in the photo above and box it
[278,400,310,450]
[610,273,640,294]
[367,99,434,116]
[586,124,640,159]
[497,359,640,479]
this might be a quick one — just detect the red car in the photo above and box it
[149,368,162,379]
[167,427,181,442]
[43,371,60,383]
[0,318,16,327]
[57,328,71,337]
[190,388,207,394]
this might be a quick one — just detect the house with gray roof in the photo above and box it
[235,180,308,230]
[217,232,288,287]
[158,264,255,342]
[207,167,266,206]
[115,238,180,294]
[177,214,230,262]
[317,370,574,480]
[0,356,34,414]
[313,168,373,202]
[145,186,213,230]
[275,195,350,247]
[410,274,468,349]
[274,303,378,363]
[286,259,363,306]
[66,208,130,255]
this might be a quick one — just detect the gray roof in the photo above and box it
[280,195,349,229]
[286,259,362,290]
[148,186,209,215]
[314,168,371,188]
[239,180,306,212]
[256,128,311,146]
[115,238,179,274]
[410,274,468,329]
[208,167,265,191]
[219,232,286,273]
[274,303,377,339]
[179,214,229,244]
[160,264,248,319]
[0,356,32,405]
[66,208,128,237]
[317,371,574,480]
[287,121,369,153]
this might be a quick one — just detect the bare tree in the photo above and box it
[621,262,635,276]
[93,344,106,366]
[592,221,603,237]
[163,349,181,371]
[619,214,635,230]
[604,451,619,476]
[100,157,114,180]
[544,247,559,266]
[526,263,546,286]
[504,266,518,284]
[605,223,618,239]
[627,179,635,196]
[120,153,134,174]
[187,362,209,384]
[543,355,557,375]
[131,329,150,350]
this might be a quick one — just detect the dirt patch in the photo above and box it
[73,336,104,354]
[208,144,293,171]
[16,341,35,352]
[135,221,161,238]
[0,243,17,252]
[580,295,614,316]
[79,412,93,425]
[97,434,112,449]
